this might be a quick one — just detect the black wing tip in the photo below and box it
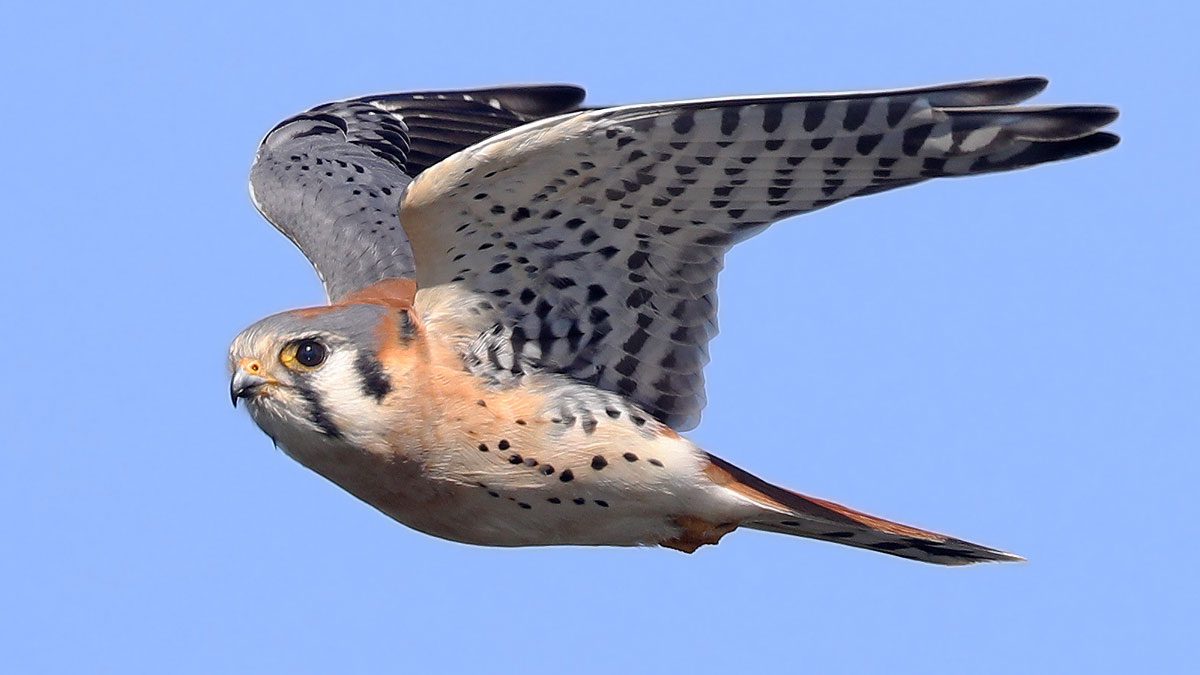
[530,84,588,110]
[971,131,1120,174]
[469,84,587,116]
[1063,130,1121,157]
[1027,105,1120,137]
[1093,130,1121,150]
[923,75,1049,107]
[362,84,587,118]
[1009,75,1051,97]
[983,75,1050,103]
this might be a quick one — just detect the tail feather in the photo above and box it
[705,454,1022,566]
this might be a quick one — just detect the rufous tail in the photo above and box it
[706,454,1023,566]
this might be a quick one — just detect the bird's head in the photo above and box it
[228,300,417,453]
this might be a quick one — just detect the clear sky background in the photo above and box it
[2,2,1195,673]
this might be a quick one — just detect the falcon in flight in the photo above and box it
[230,77,1117,564]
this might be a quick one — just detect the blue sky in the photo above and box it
[2,2,1195,672]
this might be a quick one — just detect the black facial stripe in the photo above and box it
[397,310,417,340]
[354,352,392,402]
[296,383,342,438]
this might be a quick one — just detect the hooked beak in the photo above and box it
[230,367,271,407]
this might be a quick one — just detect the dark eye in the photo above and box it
[293,339,327,368]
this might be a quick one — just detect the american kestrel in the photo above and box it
[230,78,1117,564]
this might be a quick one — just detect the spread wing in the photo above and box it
[248,85,586,301]
[400,77,1118,430]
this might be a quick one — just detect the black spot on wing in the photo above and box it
[842,99,871,131]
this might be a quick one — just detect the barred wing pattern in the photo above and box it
[400,77,1118,430]
[249,86,585,300]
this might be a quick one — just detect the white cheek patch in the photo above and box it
[307,349,392,441]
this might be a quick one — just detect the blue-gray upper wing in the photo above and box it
[249,85,586,301]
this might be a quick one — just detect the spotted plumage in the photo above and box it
[233,77,1118,564]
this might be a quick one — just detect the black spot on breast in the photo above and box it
[547,497,561,504]
[353,353,392,402]
[594,500,609,508]
[623,452,639,462]
[478,443,489,452]
[559,469,575,482]
[487,491,500,498]
[518,502,532,510]
[498,439,510,451]
[540,465,555,476]
[591,455,608,470]
[648,459,664,467]
[573,497,586,505]
[508,454,523,464]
